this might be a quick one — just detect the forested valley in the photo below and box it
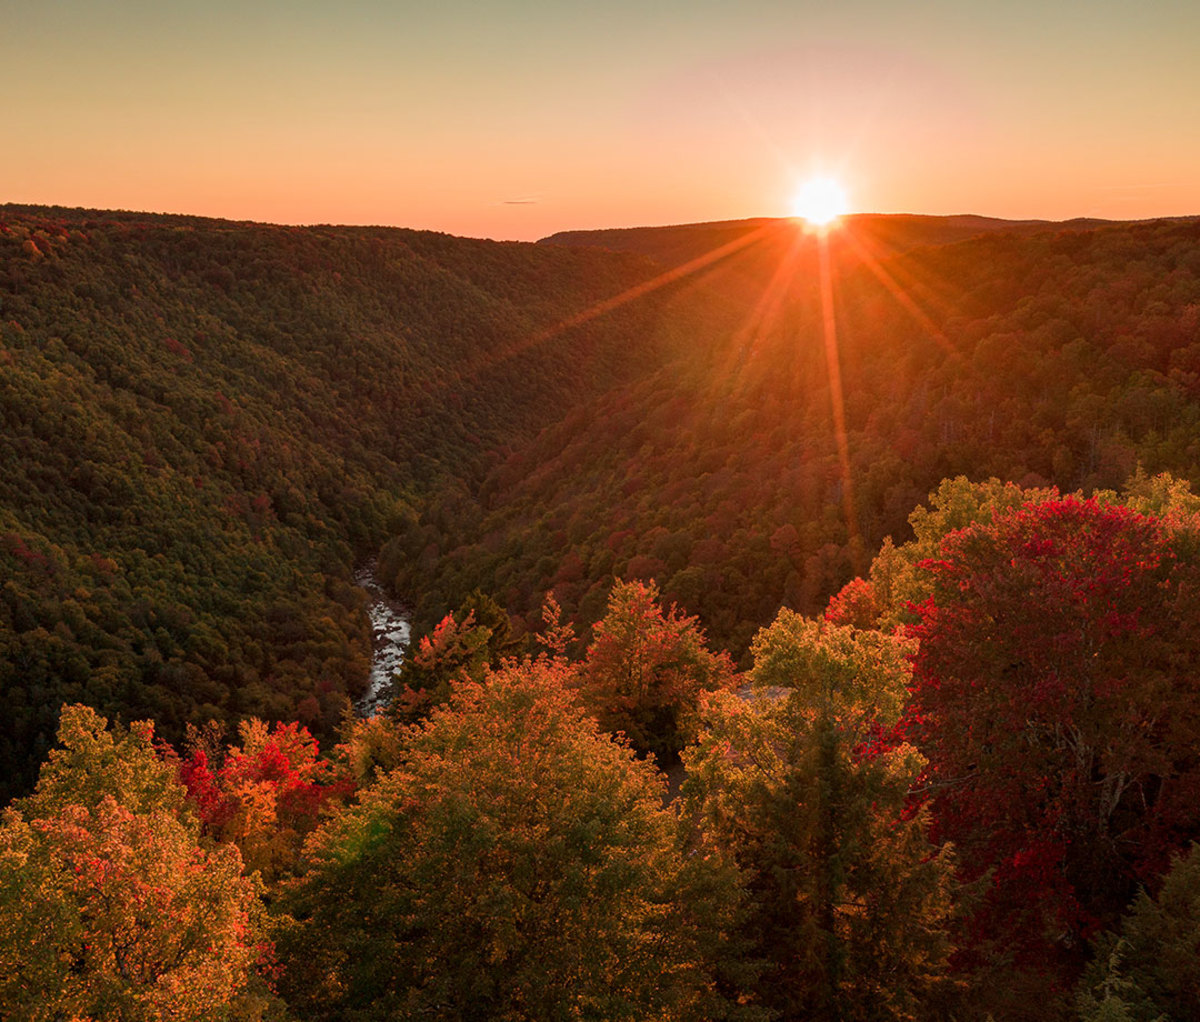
[0,205,726,799]
[4,204,1200,1020]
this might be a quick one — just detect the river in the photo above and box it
[354,561,412,716]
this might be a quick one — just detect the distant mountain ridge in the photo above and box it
[538,212,1162,267]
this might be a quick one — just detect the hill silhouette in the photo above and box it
[539,212,1121,267]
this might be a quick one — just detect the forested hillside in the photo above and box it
[0,204,733,798]
[10,475,1200,1021]
[390,215,1200,657]
[6,205,1200,1020]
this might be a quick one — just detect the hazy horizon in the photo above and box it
[7,200,1197,247]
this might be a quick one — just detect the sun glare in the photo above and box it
[791,176,850,226]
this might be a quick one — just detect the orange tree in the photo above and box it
[904,497,1200,996]
[0,705,270,1021]
[385,590,525,722]
[580,579,734,764]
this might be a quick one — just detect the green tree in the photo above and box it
[277,658,747,1021]
[1078,843,1200,1022]
[684,611,958,1020]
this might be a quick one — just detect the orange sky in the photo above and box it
[3,1,1198,240]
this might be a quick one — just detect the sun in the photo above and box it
[790,176,850,226]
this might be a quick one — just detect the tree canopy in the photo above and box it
[0,705,268,1021]
[277,659,745,1021]
[684,612,958,1019]
[580,578,734,764]
[905,496,1200,997]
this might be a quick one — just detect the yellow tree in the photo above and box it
[684,612,958,1020]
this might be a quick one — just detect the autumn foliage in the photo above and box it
[7,204,1200,1019]
[905,497,1200,993]
[276,658,746,1020]
[178,719,353,881]
[0,706,267,1021]
[580,579,734,763]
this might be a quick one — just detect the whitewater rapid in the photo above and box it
[354,562,411,717]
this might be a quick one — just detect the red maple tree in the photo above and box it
[179,720,352,880]
[904,497,1200,986]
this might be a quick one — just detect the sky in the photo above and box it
[2,0,1199,241]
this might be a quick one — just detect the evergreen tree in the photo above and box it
[1078,843,1200,1022]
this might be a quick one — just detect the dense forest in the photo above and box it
[4,204,1200,1019]
[0,204,732,798]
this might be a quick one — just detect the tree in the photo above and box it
[385,608,492,719]
[905,497,1200,998]
[0,705,270,1021]
[581,578,734,764]
[178,718,353,882]
[1077,843,1200,1022]
[826,476,1058,632]
[684,611,958,1020]
[384,590,524,722]
[276,658,748,1021]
